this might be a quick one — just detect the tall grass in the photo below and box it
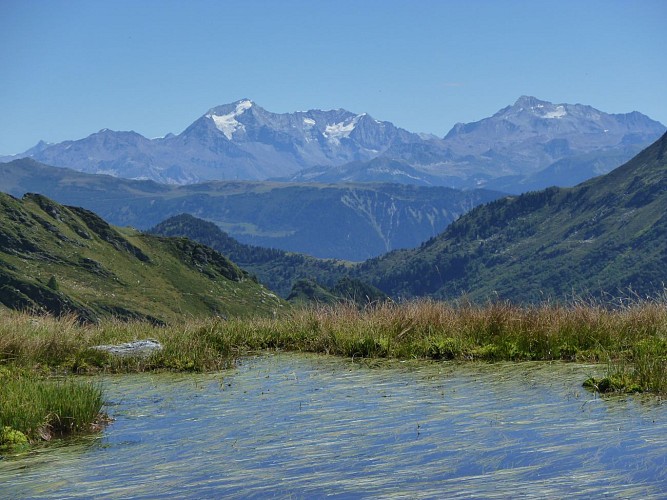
[225,299,667,364]
[0,370,104,448]
[1,297,666,393]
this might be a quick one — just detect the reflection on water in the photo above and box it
[2,353,666,498]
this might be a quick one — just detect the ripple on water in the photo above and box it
[1,353,666,498]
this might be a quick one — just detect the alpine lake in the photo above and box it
[2,352,666,498]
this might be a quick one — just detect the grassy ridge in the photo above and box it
[0,192,285,323]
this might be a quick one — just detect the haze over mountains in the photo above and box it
[1,130,666,311]
[0,158,502,260]
[5,96,664,194]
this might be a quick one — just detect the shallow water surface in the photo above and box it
[2,353,667,498]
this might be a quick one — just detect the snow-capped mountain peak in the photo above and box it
[12,97,665,193]
[503,96,569,119]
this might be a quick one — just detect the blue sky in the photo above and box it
[1,0,665,154]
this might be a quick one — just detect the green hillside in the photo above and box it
[149,214,350,297]
[0,193,284,322]
[355,132,667,302]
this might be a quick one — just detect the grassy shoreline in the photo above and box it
[2,299,666,451]
[0,369,105,453]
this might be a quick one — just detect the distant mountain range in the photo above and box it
[2,133,666,310]
[5,96,664,193]
[353,132,667,302]
[0,159,503,260]
[150,132,667,304]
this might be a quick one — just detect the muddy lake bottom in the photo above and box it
[2,353,667,498]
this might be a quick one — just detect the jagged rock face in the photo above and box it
[12,97,665,193]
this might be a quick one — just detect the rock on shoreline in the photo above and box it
[91,339,162,358]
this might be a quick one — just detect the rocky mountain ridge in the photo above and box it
[8,97,664,193]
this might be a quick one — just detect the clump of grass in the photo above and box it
[585,336,667,394]
[0,312,241,374]
[0,426,29,453]
[249,298,666,364]
[0,369,105,451]
[630,338,667,393]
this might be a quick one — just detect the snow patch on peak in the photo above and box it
[303,118,316,127]
[324,115,362,143]
[208,100,253,140]
[236,99,253,112]
[544,105,567,119]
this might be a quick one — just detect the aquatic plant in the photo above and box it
[0,370,104,448]
[0,426,29,453]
